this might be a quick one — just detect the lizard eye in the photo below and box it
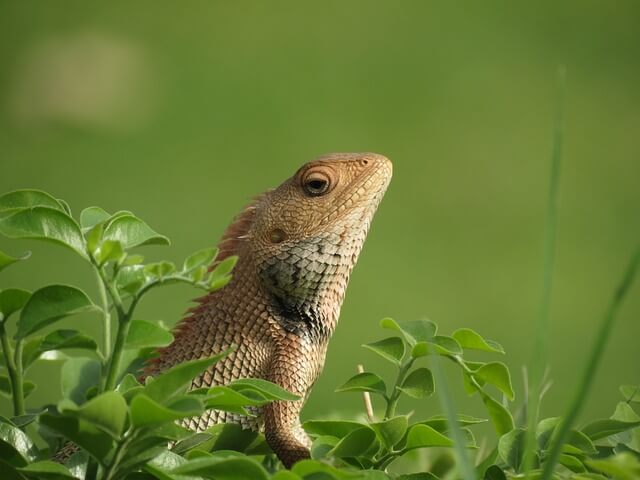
[302,170,332,196]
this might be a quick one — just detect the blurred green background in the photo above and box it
[1,1,639,428]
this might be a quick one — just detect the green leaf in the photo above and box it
[61,357,101,404]
[0,289,31,323]
[558,453,586,473]
[10,413,39,429]
[103,214,169,249]
[397,367,434,399]
[205,387,262,415]
[143,450,188,479]
[56,199,72,216]
[39,329,98,352]
[405,424,454,449]
[123,254,145,266]
[272,471,303,480]
[362,337,405,365]
[452,328,505,354]
[537,417,598,455]
[483,465,507,480]
[85,222,103,254]
[581,418,640,441]
[79,206,110,232]
[207,256,238,290]
[0,421,38,466]
[481,392,514,436]
[0,376,36,398]
[412,336,462,357]
[171,455,270,480]
[422,414,487,432]
[209,274,233,291]
[621,385,640,403]
[498,428,526,472]
[0,207,87,258]
[95,239,124,265]
[116,373,142,395]
[184,247,218,273]
[20,336,44,369]
[291,460,352,479]
[380,317,437,345]
[144,261,176,279]
[16,285,98,339]
[59,391,128,438]
[142,352,230,403]
[209,256,238,280]
[195,423,259,453]
[303,420,365,439]
[17,460,77,479]
[0,250,30,274]
[371,416,408,449]
[39,413,114,464]
[587,452,640,480]
[0,461,26,480]
[329,426,378,458]
[335,372,386,397]
[227,378,300,401]
[116,265,146,295]
[0,190,67,213]
[125,320,174,349]
[311,435,339,460]
[130,394,203,428]
[474,362,515,400]
[611,401,640,451]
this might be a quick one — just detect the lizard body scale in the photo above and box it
[145,152,392,467]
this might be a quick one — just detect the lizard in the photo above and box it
[145,152,392,468]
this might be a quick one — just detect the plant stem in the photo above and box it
[541,247,640,480]
[524,65,565,477]
[102,430,137,480]
[384,358,414,419]
[93,263,129,392]
[102,313,131,392]
[0,325,25,416]
[94,267,112,367]
[357,364,375,422]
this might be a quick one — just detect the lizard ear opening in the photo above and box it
[269,228,287,244]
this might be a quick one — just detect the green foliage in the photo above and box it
[0,188,638,480]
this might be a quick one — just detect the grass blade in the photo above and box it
[541,247,640,479]
[523,65,565,476]
[430,353,476,480]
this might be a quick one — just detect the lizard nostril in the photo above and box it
[269,228,287,244]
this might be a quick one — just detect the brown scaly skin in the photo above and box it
[146,152,392,467]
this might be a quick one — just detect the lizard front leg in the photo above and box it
[263,332,326,468]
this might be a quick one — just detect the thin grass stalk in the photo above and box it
[430,352,476,480]
[523,65,565,476]
[541,247,640,480]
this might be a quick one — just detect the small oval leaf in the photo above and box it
[16,285,98,339]
[362,337,405,365]
[0,250,30,274]
[125,320,173,350]
[103,214,169,249]
[0,207,86,258]
[0,289,31,323]
[335,372,386,397]
[452,328,505,354]
[397,368,435,399]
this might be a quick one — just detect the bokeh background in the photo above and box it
[1,1,639,430]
